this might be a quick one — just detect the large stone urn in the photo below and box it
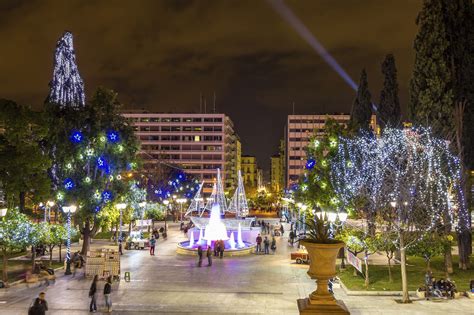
[297,240,350,314]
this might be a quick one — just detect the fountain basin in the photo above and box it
[176,240,256,256]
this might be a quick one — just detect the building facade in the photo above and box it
[123,111,240,192]
[241,155,258,188]
[285,114,377,188]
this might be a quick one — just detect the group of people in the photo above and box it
[89,275,113,313]
[255,234,277,254]
[424,271,458,299]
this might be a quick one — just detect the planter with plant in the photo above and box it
[297,214,349,314]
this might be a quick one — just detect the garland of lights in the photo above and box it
[327,128,467,233]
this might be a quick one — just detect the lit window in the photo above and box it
[194,136,201,142]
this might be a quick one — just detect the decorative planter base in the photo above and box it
[297,298,350,314]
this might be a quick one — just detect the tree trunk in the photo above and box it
[364,252,369,288]
[444,248,453,275]
[19,191,26,213]
[58,244,62,263]
[387,257,393,283]
[400,236,410,303]
[49,245,54,266]
[31,246,36,271]
[458,230,472,270]
[81,218,91,255]
[129,222,132,235]
[427,259,431,272]
[2,248,8,283]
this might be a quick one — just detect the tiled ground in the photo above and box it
[0,223,472,314]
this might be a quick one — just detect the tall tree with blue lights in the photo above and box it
[45,32,139,255]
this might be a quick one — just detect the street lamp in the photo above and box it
[62,205,77,275]
[177,198,187,222]
[163,200,170,231]
[116,203,127,242]
[139,202,146,235]
[46,201,55,223]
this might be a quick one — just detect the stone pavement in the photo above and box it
[0,223,473,314]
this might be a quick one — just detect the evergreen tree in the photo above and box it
[350,69,372,132]
[409,0,453,137]
[442,0,474,270]
[378,54,401,129]
[0,100,51,212]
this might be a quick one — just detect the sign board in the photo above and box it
[346,250,363,273]
[135,219,152,227]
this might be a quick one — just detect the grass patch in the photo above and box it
[338,255,474,292]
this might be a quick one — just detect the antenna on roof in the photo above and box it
[213,91,216,113]
[199,92,202,113]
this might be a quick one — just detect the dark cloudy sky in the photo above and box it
[0,0,422,171]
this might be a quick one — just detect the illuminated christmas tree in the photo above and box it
[47,31,85,108]
[228,170,249,218]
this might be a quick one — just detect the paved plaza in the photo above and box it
[0,223,473,314]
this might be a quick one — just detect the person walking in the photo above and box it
[256,234,262,253]
[118,240,123,255]
[88,275,98,313]
[207,246,212,266]
[280,224,284,236]
[264,236,270,255]
[197,246,203,267]
[271,236,276,254]
[104,276,113,313]
[149,236,156,256]
[29,292,48,315]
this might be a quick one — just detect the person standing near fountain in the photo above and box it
[219,240,225,259]
[264,236,270,255]
[197,246,203,267]
[206,246,212,266]
[256,234,262,253]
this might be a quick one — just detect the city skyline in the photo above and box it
[0,1,422,170]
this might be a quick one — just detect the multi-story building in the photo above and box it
[241,155,258,188]
[270,155,282,192]
[123,111,240,192]
[285,114,377,188]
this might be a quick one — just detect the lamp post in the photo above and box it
[163,199,170,232]
[139,202,146,235]
[62,205,77,275]
[327,210,348,269]
[116,203,127,242]
[177,198,187,222]
[46,201,55,223]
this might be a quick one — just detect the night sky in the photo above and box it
[0,0,422,171]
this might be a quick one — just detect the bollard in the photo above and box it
[124,271,130,282]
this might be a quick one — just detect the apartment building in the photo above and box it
[123,111,240,192]
[241,155,258,188]
[285,114,377,188]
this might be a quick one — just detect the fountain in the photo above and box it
[177,203,256,256]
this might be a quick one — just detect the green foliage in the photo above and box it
[295,119,346,210]
[336,226,367,255]
[43,223,68,247]
[145,205,166,221]
[302,213,337,244]
[410,0,453,137]
[406,232,452,269]
[378,54,401,129]
[0,209,35,254]
[0,99,51,211]
[350,69,372,132]
[44,87,139,228]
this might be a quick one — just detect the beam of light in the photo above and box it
[267,0,358,91]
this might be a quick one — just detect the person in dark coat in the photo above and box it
[271,236,277,254]
[197,246,203,267]
[280,225,284,236]
[104,276,113,312]
[29,292,48,315]
[206,246,212,266]
[89,275,98,312]
[256,234,262,253]
[264,236,270,254]
[219,240,225,259]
